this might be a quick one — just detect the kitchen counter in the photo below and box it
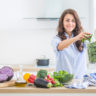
[0,86,96,93]
[1,65,96,94]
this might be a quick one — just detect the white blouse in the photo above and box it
[52,33,87,79]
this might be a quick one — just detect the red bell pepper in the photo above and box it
[28,74,36,83]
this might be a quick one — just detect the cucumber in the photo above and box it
[34,78,52,88]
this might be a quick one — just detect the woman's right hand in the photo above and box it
[75,32,90,41]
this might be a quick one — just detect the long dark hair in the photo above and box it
[57,9,84,52]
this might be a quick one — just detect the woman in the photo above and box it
[52,9,90,79]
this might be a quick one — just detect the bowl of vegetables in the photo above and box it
[87,42,96,63]
[53,70,73,84]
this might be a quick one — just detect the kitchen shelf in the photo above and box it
[11,64,56,72]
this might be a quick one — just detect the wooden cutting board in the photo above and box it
[0,80,16,88]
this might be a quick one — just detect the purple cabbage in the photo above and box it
[0,66,14,81]
[0,74,8,83]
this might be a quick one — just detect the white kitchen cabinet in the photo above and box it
[21,0,89,18]
[21,0,90,31]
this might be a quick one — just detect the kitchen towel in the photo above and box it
[83,73,96,86]
[64,73,96,89]
[64,80,89,89]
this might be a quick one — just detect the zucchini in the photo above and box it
[34,78,52,88]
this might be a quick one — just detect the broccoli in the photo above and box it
[37,69,47,79]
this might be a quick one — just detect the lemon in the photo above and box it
[23,73,31,82]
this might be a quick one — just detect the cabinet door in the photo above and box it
[21,0,89,18]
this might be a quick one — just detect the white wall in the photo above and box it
[94,0,96,31]
[0,0,92,65]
